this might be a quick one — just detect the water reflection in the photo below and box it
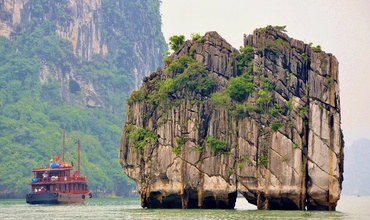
[0,197,366,220]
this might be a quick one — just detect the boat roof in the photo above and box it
[32,167,73,172]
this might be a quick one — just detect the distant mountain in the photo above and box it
[342,138,370,195]
[343,126,370,147]
[0,0,167,198]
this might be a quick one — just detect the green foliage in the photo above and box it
[211,92,232,108]
[286,99,294,111]
[262,79,275,91]
[209,42,258,116]
[276,38,291,49]
[176,137,183,146]
[237,45,254,71]
[301,53,308,61]
[227,77,254,102]
[258,155,268,167]
[147,80,169,104]
[298,106,307,117]
[328,77,334,87]
[190,33,202,43]
[127,89,145,104]
[229,103,261,119]
[31,0,72,24]
[211,49,258,118]
[126,124,156,150]
[271,121,283,131]
[14,20,73,68]
[312,45,322,52]
[269,104,284,117]
[169,35,185,51]
[149,56,215,104]
[229,103,248,118]
[0,96,135,197]
[256,89,272,106]
[264,39,281,56]
[205,136,229,153]
[101,0,167,62]
[163,57,172,66]
[238,162,243,170]
[293,143,300,149]
[272,25,287,32]
[167,55,195,73]
[227,70,254,103]
[183,63,215,94]
[172,147,182,156]
[256,27,266,33]
[228,169,234,176]
[263,35,291,55]
[195,146,203,152]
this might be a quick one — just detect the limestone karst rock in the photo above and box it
[0,0,166,106]
[120,26,344,210]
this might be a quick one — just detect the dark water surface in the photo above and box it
[1,196,369,219]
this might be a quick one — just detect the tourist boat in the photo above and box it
[26,139,92,204]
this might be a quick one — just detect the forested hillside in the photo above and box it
[0,0,167,198]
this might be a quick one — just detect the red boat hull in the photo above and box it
[26,192,92,204]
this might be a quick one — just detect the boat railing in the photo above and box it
[74,176,88,181]
[32,175,88,183]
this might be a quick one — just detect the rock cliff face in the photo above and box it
[120,26,344,210]
[0,0,166,106]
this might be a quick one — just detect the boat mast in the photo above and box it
[78,139,80,176]
[62,130,66,162]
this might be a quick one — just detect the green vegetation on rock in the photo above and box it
[146,55,215,104]
[206,136,229,154]
[227,74,254,102]
[126,124,156,150]
[169,35,185,51]
[258,155,269,167]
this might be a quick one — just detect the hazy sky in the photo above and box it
[160,0,370,145]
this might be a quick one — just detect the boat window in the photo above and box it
[36,172,43,179]
[60,184,66,192]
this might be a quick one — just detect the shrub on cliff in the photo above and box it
[237,45,254,71]
[169,35,185,51]
[126,89,145,104]
[149,56,215,104]
[167,55,195,73]
[126,124,156,150]
[206,136,229,153]
[211,92,232,108]
[190,33,202,43]
[227,77,254,102]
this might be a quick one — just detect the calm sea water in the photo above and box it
[0,196,369,220]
